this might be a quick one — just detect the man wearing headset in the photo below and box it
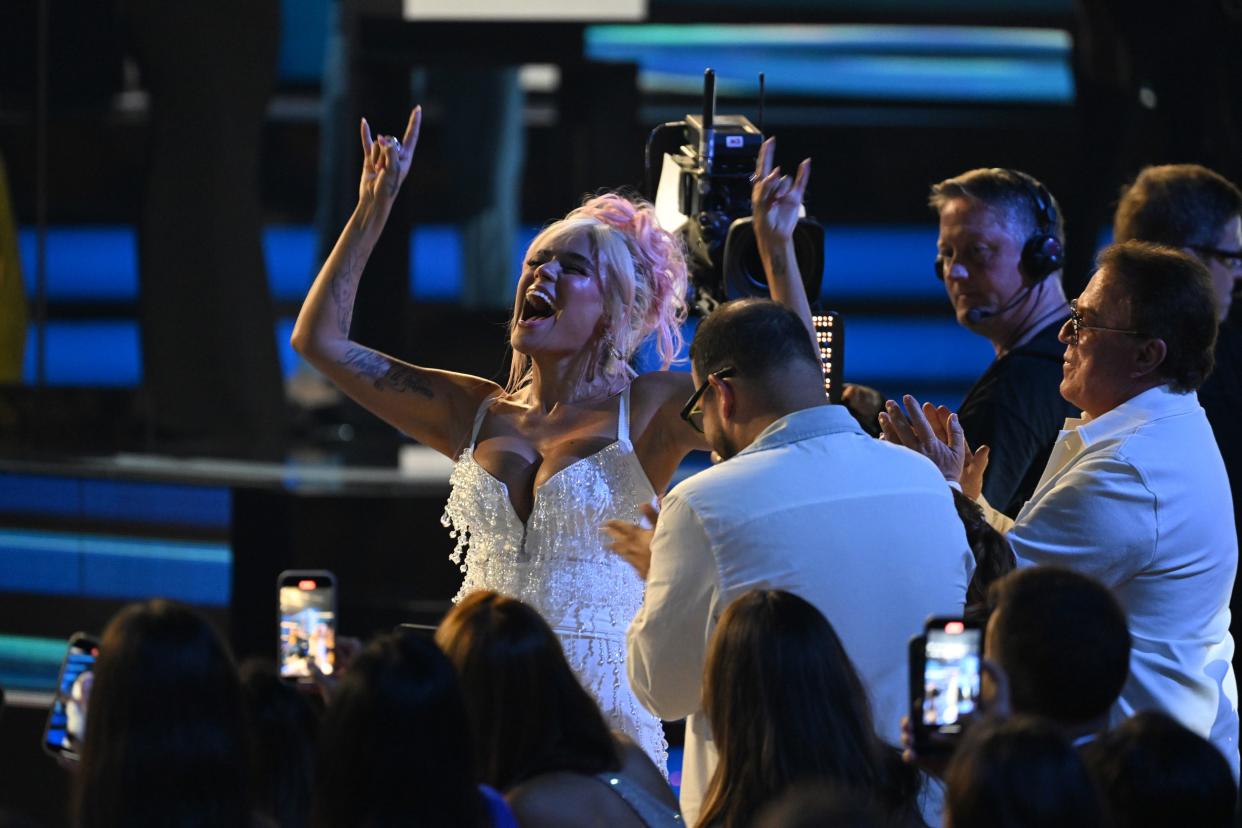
[930,169,1080,517]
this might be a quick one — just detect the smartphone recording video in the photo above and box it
[43,632,100,761]
[921,618,982,734]
[278,570,337,682]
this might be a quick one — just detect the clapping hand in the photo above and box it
[603,501,661,581]
[359,106,421,205]
[878,395,990,499]
[751,136,810,249]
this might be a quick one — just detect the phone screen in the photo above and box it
[921,620,982,734]
[279,573,336,680]
[44,634,100,760]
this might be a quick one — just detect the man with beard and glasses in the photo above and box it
[605,299,973,826]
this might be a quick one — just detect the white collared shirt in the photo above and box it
[627,405,973,825]
[981,385,1240,778]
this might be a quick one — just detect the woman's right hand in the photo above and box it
[358,106,421,206]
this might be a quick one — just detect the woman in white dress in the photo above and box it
[291,106,812,767]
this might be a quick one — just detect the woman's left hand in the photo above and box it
[751,137,810,250]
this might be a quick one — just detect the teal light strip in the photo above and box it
[587,23,1071,52]
[0,527,231,605]
[0,529,229,565]
[0,633,68,693]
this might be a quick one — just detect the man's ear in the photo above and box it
[1132,336,1168,379]
[709,373,735,420]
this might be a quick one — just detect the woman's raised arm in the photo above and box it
[290,107,499,457]
[750,137,818,359]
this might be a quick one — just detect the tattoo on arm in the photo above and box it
[329,248,362,336]
[769,247,788,280]
[338,346,434,398]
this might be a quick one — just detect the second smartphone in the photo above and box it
[278,570,337,682]
[909,616,984,755]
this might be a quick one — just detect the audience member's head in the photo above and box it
[73,599,250,828]
[435,590,620,791]
[944,716,1107,828]
[687,298,826,459]
[929,168,1065,334]
[311,631,489,828]
[1113,164,1242,321]
[1061,241,1216,417]
[951,489,1016,616]
[1083,711,1235,828]
[698,590,922,828]
[239,658,320,828]
[985,567,1130,736]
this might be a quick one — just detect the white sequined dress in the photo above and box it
[441,387,668,770]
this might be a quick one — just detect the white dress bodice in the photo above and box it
[441,387,668,769]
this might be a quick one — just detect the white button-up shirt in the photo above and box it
[981,385,1240,778]
[626,404,973,825]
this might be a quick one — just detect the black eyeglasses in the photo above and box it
[1188,245,1242,271]
[680,367,736,434]
[1066,299,1143,346]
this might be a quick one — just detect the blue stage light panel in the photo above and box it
[410,224,465,300]
[822,225,942,300]
[842,315,993,384]
[22,321,142,386]
[18,227,139,301]
[0,528,231,606]
[263,224,318,302]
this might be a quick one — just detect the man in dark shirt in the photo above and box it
[1113,163,1242,675]
[930,169,1079,516]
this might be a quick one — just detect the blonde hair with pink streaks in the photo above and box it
[506,193,689,393]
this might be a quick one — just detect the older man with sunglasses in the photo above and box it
[880,241,1239,779]
[606,298,972,826]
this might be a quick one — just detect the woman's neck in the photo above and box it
[525,354,623,412]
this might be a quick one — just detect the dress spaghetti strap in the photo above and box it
[618,385,632,446]
[468,394,500,450]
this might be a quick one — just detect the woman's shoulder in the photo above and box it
[505,772,616,827]
[631,369,694,403]
[613,733,681,808]
[629,371,695,433]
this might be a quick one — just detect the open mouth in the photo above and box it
[519,288,557,324]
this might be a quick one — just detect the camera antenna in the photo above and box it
[758,72,765,135]
[700,67,716,175]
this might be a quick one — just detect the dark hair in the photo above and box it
[239,658,320,828]
[435,591,620,790]
[754,784,905,828]
[929,168,1065,245]
[986,567,1130,726]
[73,600,250,828]
[1096,241,1218,392]
[951,489,1016,618]
[311,631,487,828]
[945,716,1108,828]
[1082,711,1236,828]
[1113,164,1242,249]
[698,590,923,828]
[689,298,821,383]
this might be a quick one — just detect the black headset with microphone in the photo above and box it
[934,169,1064,324]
